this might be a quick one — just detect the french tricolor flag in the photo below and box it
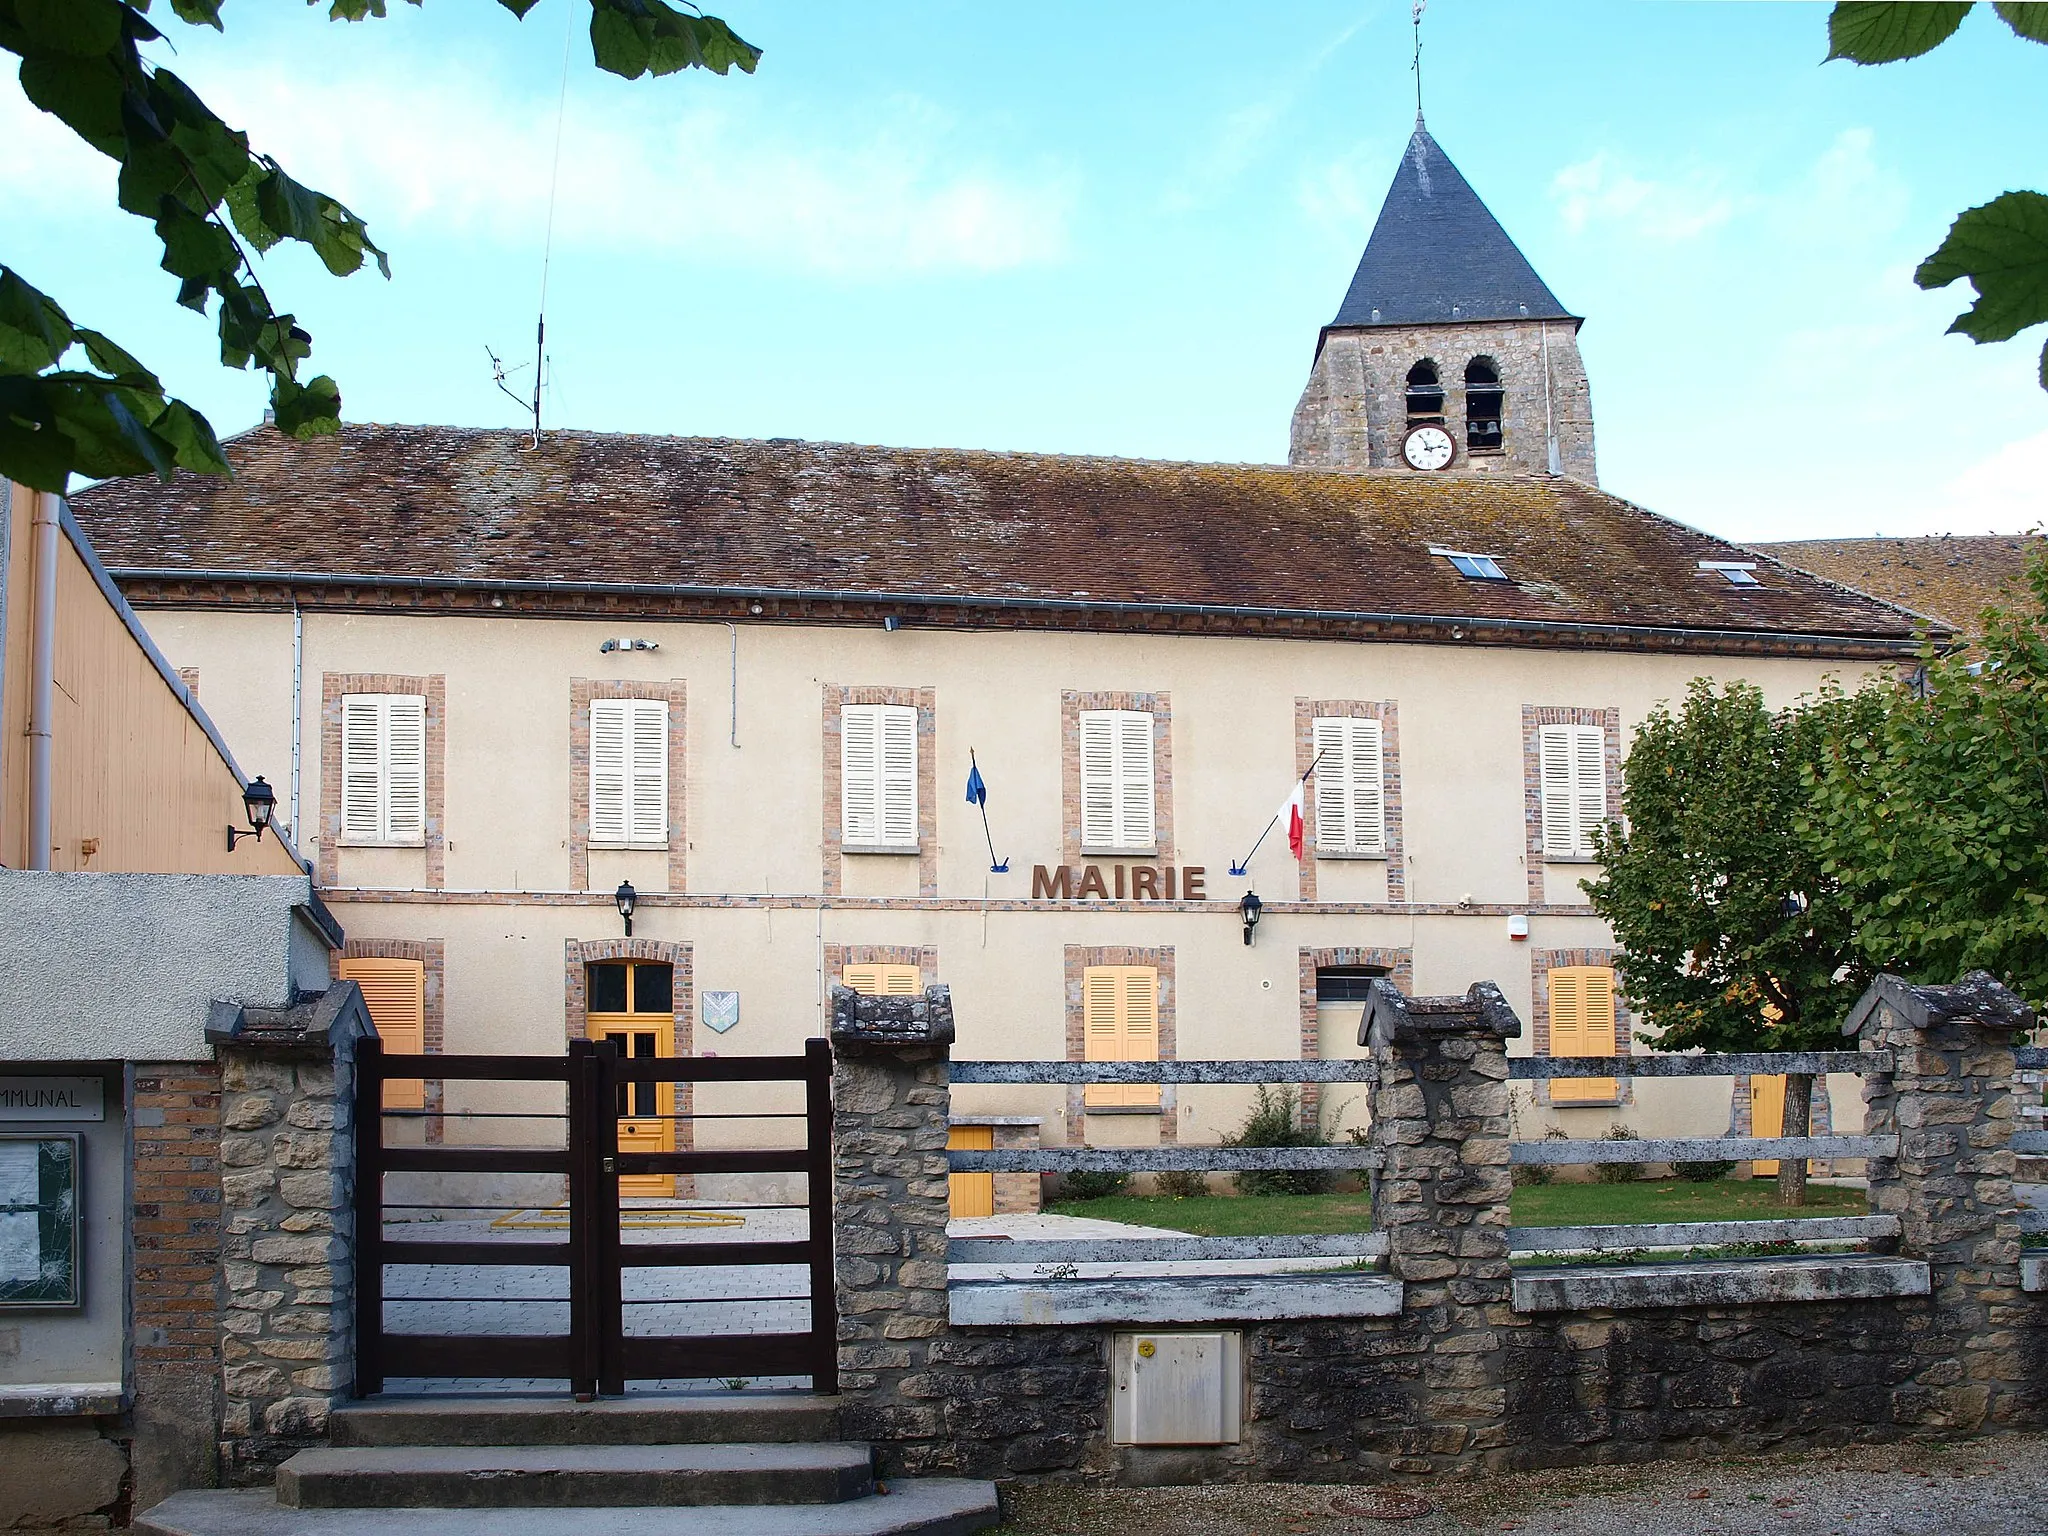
[1281,783,1306,861]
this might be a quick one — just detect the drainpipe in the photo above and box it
[290,603,304,841]
[26,489,59,870]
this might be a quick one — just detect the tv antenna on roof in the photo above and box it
[488,5,575,449]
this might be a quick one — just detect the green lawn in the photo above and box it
[1046,1179,1865,1235]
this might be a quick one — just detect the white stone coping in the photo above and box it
[0,1381,126,1418]
[1512,1256,1930,1314]
[2022,1256,2048,1293]
[948,1272,1403,1327]
[948,1116,1044,1127]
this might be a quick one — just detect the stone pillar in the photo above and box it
[1362,980,1520,1471]
[1851,970,2032,1431]
[829,983,956,1463]
[205,985,372,1482]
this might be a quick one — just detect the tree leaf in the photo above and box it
[1826,1,1973,62]
[496,0,545,15]
[12,0,129,56]
[0,268,76,373]
[153,202,239,282]
[74,327,163,391]
[1993,2,2048,42]
[1916,191,2048,346]
[168,0,228,29]
[0,375,72,492]
[271,372,342,438]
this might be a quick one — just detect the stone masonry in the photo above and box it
[207,985,371,1484]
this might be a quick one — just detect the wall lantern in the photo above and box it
[227,776,276,852]
[1239,890,1263,947]
[615,880,638,938]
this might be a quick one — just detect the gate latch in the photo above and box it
[602,1156,615,1174]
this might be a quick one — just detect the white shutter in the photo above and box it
[1312,717,1384,855]
[1539,723,1606,856]
[590,699,630,844]
[342,693,424,845]
[1115,710,1155,849]
[1081,708,1154,850]
[340,697,384,842]
[1079,712,1118,849]
[627,700,669,844]
[877,706,918,847]
[1573,725,1607,855]
[841,706,880,845]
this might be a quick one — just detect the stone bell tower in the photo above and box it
[1290,118,1598,483]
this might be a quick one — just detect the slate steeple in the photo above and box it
[1289,121,1598,483]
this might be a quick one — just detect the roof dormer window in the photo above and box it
[1699,561,1761,588]
[1432,547,1507,581]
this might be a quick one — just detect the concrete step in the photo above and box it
[137,1480,1002,1536]
[331,1393,844,1447]
[276,1442,875,1509]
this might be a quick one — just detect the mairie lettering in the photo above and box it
[1030,864,1206,902]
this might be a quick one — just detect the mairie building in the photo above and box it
[71,122,1927,1175]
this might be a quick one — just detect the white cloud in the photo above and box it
[1923,427,2048,534]
[1549,151,1737,242]
[0,56,1074,280]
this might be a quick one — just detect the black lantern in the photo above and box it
[1239,889,1263,947]
[615,880,638,938]
[227,776,276,852]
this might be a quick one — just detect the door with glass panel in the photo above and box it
[586,960,676,1198]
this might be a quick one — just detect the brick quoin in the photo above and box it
[130,1063,224,1366]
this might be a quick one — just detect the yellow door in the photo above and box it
[1548,967,1619,1103]
[948,1125,995,1218]
[1083,966,1161,1110]
[588,960,676,1198]
[339,957,426,1111]
[1751,1074,1788,1176]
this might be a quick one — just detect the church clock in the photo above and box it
[1402,424,1455,471]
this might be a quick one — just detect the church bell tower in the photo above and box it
[1290,119,1597,483]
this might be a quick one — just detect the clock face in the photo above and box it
[1402,424,1456,471]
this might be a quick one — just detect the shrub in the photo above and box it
[1596,1123,1644,1184]
[1155,1169,1207,1200]
[1673,1159,1737,1183]
[1057,1170,1129,1202]
[1513,1125,1570,1187]
[1223,1085,1332,1197]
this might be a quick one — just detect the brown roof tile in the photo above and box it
[71,423,1927,647]
[1761,535,2042,641]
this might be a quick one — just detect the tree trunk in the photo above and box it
[1776,1071,1814,1207]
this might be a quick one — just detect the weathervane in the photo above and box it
[1412,0,1426,124]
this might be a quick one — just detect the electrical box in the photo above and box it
[1110,1331,1242,1446]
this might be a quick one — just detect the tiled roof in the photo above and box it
[1762,535,2043,641]
[70,423,1928,651]
[1329,124,1576,330]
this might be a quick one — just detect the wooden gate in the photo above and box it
[352,1037,837,1398]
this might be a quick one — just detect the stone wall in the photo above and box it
[830,973,2048,1484]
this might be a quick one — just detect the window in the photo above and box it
[1311,717,1386,855]
[1082,965,1160,1110]
[590,698,669,846]
[1433,547,1507,581]
[341,694,426,845]
[1699,561,1761,587]
[1548,965,1619,1103]
[841,703,918,849]
[1539,724,1608,858]
[339,956,425,1110]
[842,963,921,996]
[1405,359,1445,422]
[1465,357,1504,451]
[1315,965,1389,1004]
[1079,709,1155,851]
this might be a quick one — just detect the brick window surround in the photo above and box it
[131,1062,222,1374]
[1294,698,1405,901]
[1064,945,1177,1142]
[564,939,696,1179]
[1297,945,1413,1129]
[823,944,940,987]
[1530,946,1634,1108]
[821,686,937,897]
[569,679,687,893]
[339,937,447,1141]
[1520,704,1623,904]
[1061,690,1173,866]
[320,672,446,888]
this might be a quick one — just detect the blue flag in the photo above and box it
[965,761,987,806]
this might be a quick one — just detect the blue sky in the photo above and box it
[4,1,2044,540]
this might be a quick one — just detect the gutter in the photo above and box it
[104,564,1933,661]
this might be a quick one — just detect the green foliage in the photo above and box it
[0,0,760,491]
[1055,1170,1129,1202]
[1154,1169,1207,1200]
[1222,1085,1332,1198]
[1586,679,1869,1055]
[1673,1159,1737,1183]
[1595,1124,1643,1185]
[1805,555,2048,1010]
[1825,4,2048,390]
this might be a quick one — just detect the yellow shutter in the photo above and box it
[1549,965,1617,1103]
[947,1125,995,1218]
[842,964,920,996]
[1083,965,1161,1109]
[339,956,426,1111]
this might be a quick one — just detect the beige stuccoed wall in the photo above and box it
[137,606,1886,1144]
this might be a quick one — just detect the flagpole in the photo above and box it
[1228,747,1330,877]
[969,749,1008,873]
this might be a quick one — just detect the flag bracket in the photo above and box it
[1228,748,1329,877]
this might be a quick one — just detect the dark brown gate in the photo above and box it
[352,1036,837,1398]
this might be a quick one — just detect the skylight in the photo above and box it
[1699,561,1761,588]
[1432,547,1507,581]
